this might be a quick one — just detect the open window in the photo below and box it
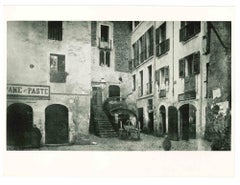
[50,54,68,83]
[156,22,170,56]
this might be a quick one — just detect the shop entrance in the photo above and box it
[168,106,178,140]
[45,104,69,144]
[7,103,33,146]
[179,104,196,140]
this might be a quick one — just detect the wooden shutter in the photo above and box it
[155,26,160,44]
[165,66,169,83]
[142,34,146,61]
[149,27,154,56]
[106,51,110,67]
[58,55,65,72]
[179,59,185,78]
[161,22,166,41]
[100,50,104,65]
[193,52,200,74]
[155,69,160,86]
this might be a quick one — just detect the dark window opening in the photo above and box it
[139,71,143,97]
[180,21,201,42]
[132,75,136,91]
[109,85,120,97]
[101,25,109,42]
[48,21,62,41]
[50,54,67,83]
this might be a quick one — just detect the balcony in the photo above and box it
[146,82,153,95]
[159,89,166,98]
[178,90,196,101]
[180,22,201,42]
[156,39,170,57]
[98,38,112,50]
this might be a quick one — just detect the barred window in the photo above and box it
[48,21,62,41]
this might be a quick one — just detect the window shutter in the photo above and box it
[136,41,139,65]
[161,22,166,41]
[165,66,169,83]
[155,70,160,86]
[106,51,110,67]
[142,34,146,61]
[149,27,154,56]
[58,55,65,72]
[179,59,185,78]
[194,52,200,74]
[156,27,160,44]
[100,50,104,65]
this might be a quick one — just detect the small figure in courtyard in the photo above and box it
[162,134,171,151]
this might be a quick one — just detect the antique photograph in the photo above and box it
[7,21,231,151]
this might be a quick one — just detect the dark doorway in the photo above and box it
[109,85,120,97]
[138,108,144,130]
[159,105,166,134]
[148,112,154,133]
[45,104,69,144]
[7,103,33,146]
[179,104,196,140]
[92,87,103,106]
[168,106,178,140]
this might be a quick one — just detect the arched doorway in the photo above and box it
[109,85,120,97]
[159,105,166,135]
[179,104,196,140]
[7,103,33,146]
[45,104,69,144]
[168,106,178,140]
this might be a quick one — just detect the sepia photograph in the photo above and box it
[6,20,231,151]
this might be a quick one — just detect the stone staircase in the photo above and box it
[92,106,118,138]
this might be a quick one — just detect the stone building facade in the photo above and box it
[129,21,231,144]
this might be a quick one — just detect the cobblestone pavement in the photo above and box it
[22,133,211,151]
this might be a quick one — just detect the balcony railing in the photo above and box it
[146,82,153,95]
[138,86,143,97]
[156,39,170,57]
[180,22,201,42]
[98,38,112,50]
[159,89,166,98]
[178,90,196,101]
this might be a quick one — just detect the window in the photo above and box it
[132,75,136,91]
[132,26,154,68]
[180,21,201,42]
[147,65,152,94]
[99,50,110,67]
[148,99,153,111]
[48,21,62,41]
[179,52,200,78]
[156,22,170,56]
[139,71,143,97]
[101,25,109,42]
[50,54,67,83]
[158,66,169,98]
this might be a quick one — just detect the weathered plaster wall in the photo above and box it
[113,21,132,72]
[7,21,92,143]
[208,22,231,105]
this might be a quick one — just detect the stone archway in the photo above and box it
[45,104,69,144]
[7,103,33,146]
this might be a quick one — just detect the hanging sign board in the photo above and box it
[7,84,50,100]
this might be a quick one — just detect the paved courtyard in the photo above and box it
[20,133,211,151]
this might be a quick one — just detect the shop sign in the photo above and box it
[7,84,50,99]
